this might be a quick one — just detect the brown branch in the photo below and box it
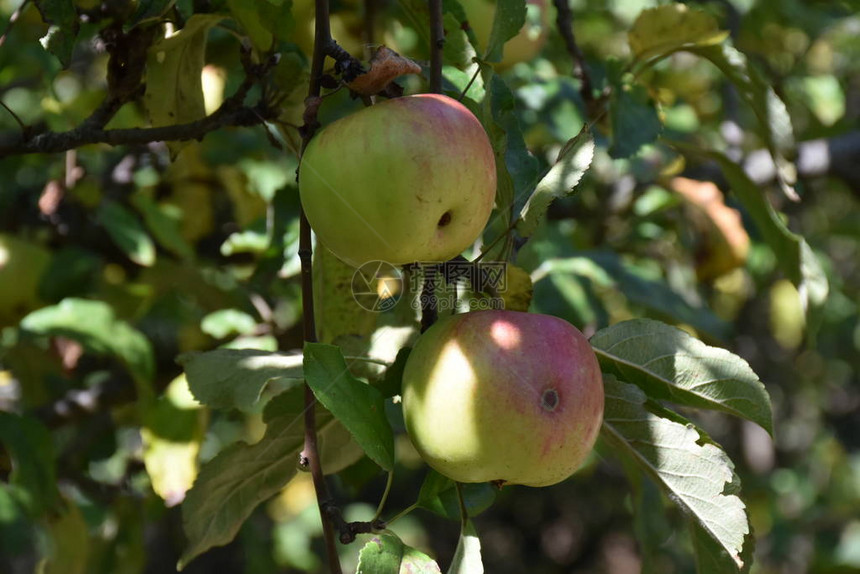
[0,103,273,157]
[428,0,444,94]
[552,0,594,107]
[297,1,343,572]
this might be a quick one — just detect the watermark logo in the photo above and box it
[351,261,404,312]
[352,260,509,313]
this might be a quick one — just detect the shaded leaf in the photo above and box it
[609,81,662,159]
[34,0,79,65]
[531,253,731,340]
[591,318,772,434]
[484,0,526,63]
[304,343,395,471]
[177,348,304,412]
[516,126,594,237]
[100,200,157,267]
[0,413,59,514]
[416,469,497,520]
[601,376,749,571]
[131,193,195,261]
[180,387,334,569]
[21,298,155,398]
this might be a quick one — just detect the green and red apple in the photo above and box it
[402,310,604,487]
[298,94,497,268]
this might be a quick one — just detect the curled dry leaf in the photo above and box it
[345,46,422,96]
[670,177,750,280]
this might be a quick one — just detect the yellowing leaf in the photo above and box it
[629,4,728,63]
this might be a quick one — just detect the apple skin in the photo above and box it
[402,310,604,487]
[299,94,496,268]
[461,0,549,68]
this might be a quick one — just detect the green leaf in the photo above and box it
[448,520,483,574]
[678,146,828,318]
[100,200,157,267]
[34,0,79,66]
[0,413,59,514]
[590,319,772,434]
[144,14,224,156]
[142,374,207,507]
[628,4,729,63]
[180,387,336,569]
[227,0,274,52]
[41,501,90,574]
[516,126,594,238]
[131,193,195,261]
[608,81,662,159]
[601,376,750,572]
[443,12,476,68]
[531,253,731,340]
[485,0,526,63]
[177,348,304,412]
[480,69,541,242]
[357,533,441,574]
[200,309,258,339]
[303,343,395,471]
[687,43,797,199]
[416,470,497,521]
[130,0,177,26]
[20,298,156,396]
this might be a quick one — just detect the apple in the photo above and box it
[298,94,497,268]
[401,310,604,487]
[461,0,549,68]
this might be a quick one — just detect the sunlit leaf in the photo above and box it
[304,343,395,471]
[628,4,728,63]
[516,126,594,237]
[448,520,483,574]
[591,319,772,434]
[177,348,304,412]
[601,376,750,571]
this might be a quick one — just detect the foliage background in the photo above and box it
[0,0,858,572]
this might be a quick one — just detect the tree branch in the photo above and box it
[552,0,594,108]
[0,103,274,157]
[428,0,444,94]
[297,1,343,572]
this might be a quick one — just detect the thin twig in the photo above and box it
[298,0,343,571]
[0,0,30,48]
[428,0,444,93]
[0,99,26,132]
[552,0,594,107]
[0,103,273,157]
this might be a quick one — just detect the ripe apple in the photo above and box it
[298,94,496,268]
[401,310,604,487]
[461,0,549,68]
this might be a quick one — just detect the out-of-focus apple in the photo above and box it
[298,94,496,268]
[401,310,604,487]
[462,0,549,67]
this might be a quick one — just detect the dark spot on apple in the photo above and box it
[438,210,452,227]
[541,388,559,411]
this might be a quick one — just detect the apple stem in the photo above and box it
[372,471,396,522]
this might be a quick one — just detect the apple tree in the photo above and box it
[0,0,858,573]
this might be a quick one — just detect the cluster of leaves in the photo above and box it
[0,0,858,573]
